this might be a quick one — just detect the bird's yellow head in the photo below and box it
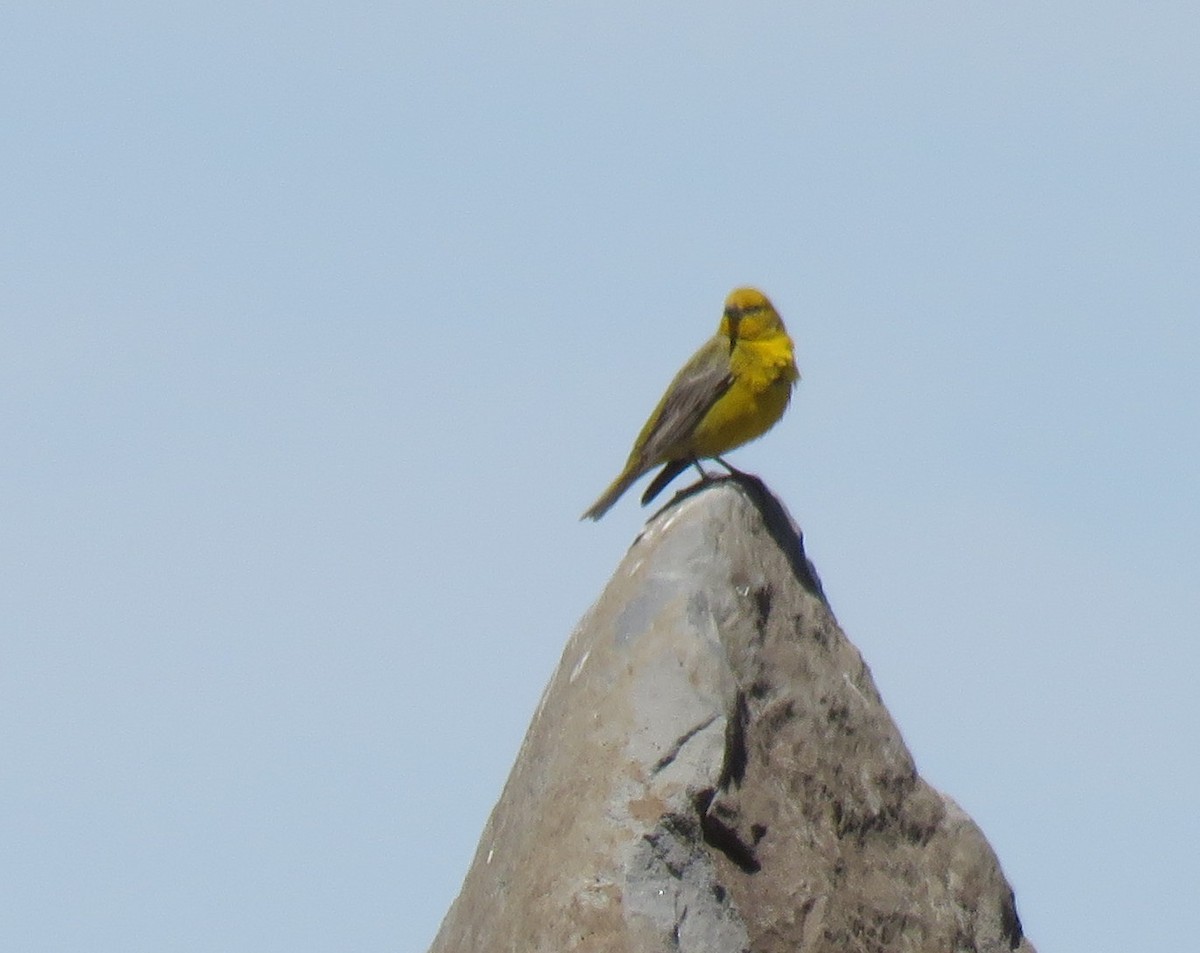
[719,287,786,343]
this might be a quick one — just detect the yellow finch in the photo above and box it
[582,287,799,520]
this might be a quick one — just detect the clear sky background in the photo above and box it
[3,3,1197,951]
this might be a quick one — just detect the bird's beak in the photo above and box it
[724,309,741,345]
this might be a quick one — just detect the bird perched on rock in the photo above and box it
[582,287,799,520]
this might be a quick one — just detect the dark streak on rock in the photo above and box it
[1001,890,1024,949]
[695,788,761,874]
[653,715,720,774]
[719,691,750,787]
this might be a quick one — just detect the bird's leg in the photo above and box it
[714,455,744,476]
[690,457,712,481]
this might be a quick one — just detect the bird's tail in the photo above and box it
[581,465,641,521]
[639,459,690,506]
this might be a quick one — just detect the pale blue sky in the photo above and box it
[2,3,1197,951]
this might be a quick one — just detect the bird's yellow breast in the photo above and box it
[688,334,797,458]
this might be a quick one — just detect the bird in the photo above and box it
[582,286,799,520]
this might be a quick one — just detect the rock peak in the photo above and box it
[429,479,1034,953]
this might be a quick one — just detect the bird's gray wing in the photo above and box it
[634,338,732,467]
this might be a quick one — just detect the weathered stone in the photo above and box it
[428,477,1034,953]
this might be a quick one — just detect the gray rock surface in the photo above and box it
[428,477,1034,953]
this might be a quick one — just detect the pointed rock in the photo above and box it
[428,478,1035,953]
